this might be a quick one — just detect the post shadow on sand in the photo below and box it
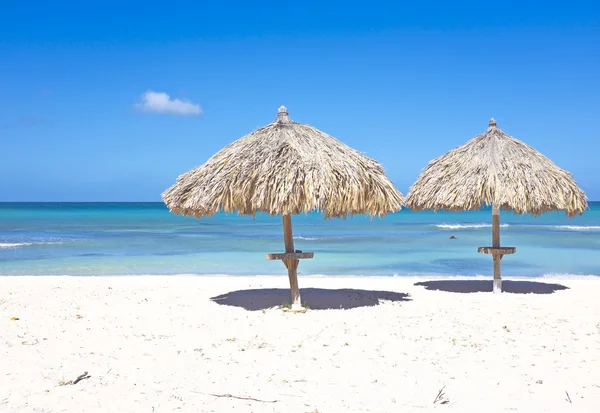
[210,288,411,311]
[414,280,568,294]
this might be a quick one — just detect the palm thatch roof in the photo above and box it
[162,106,404,219]
[406,119,587,217]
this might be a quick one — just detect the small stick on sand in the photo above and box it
[433,386,449,404]
[192,391,277,403]
[72,372,90,385]
[565,391,572,403]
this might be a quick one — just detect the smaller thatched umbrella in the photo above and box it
[406,118,587,293]
[162,106,404,308]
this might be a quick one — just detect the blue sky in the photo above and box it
[1,0,599,201]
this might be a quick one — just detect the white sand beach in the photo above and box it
[1,275,599,413]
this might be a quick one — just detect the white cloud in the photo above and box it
[134,91,202,116]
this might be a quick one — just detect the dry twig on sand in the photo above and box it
[73,372,90,385]
[59,372,90,386]
[433,386,449,404]
[191,391,278,403]
[565,391,572,403]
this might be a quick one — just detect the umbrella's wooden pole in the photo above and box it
[282,214,301,309]
[492,206,502,293]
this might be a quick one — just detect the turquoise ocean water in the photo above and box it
[0,202,599,277]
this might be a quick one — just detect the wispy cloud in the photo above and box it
[134,91,202,116]
[0,115,45,130]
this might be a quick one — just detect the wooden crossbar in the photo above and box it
[265,252,314,260]
[477,247,516,255]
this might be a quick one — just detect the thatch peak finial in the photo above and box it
[489,118,497,127]
[276,105,291,123]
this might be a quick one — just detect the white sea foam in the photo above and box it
[0,243,34,248]
[0,242,63,248]
[293,236,320,241]
[549,225,600,231]
[435,223,510,229]
[435,223,600,231]
[540,273,600,280]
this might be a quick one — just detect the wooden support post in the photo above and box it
[492,206,502,293]
[282,214,301,309]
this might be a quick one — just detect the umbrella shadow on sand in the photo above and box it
[415,280,568,294]
[210,288,411,311]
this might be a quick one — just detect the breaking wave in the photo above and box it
[0,241,63,248]
[435,223,600,231]
[548,225,600,231]
[435,223,510,229]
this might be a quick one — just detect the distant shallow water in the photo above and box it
[1,202,599,277]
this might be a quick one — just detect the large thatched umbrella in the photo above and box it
[162,106,404,308]
[406,118,587,293]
